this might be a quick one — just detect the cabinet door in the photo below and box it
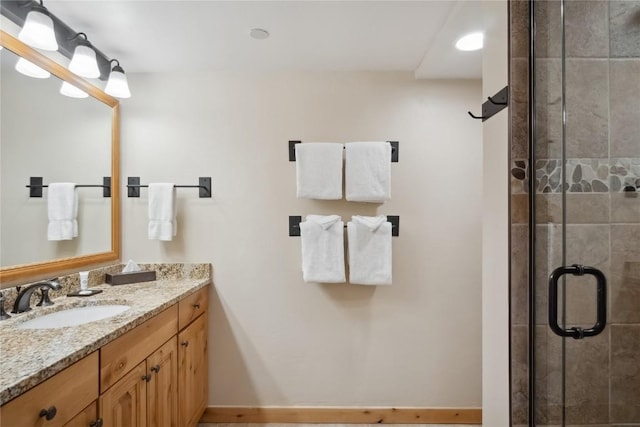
[178,313,208,427]
[63,401,101,427]
[147,337,178,427]
[99,361,147,427]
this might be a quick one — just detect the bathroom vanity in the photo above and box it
[0,269,210,427]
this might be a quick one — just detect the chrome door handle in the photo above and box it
[548,264,606,339]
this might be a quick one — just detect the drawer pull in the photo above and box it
[90,419,104,427]
[193,303,201,309]
[142,373,152,382]
[181,341,189,347]
[151,364,161,373]
[39,406,57,421]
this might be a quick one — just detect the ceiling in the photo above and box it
[14,0,486,79]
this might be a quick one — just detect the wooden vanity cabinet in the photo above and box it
[99,285,209,427]
[0,285,209,427]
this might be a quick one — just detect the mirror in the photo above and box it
[0,30,120,286]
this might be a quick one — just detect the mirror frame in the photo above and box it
[0,30,120,285]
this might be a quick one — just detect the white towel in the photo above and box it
[347,215,392,285]
[148,183,177,241]
[47,183,78,241]
[295,143,344,199]
[345,142,391,202]
[300,214,346,283]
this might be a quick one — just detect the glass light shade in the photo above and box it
[455,32,484,51]
[15,57,50,79]
[18,10,58,51]
[69,44,100,78]
[60,81,88,98]
[105,68,131,98]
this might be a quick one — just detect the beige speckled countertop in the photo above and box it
[0,263,211,405]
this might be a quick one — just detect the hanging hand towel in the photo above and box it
[148,183,177,241]
[47,183,78,241]
[300,214,346,283]
[295,142,344,199]
[345,142,391,202]
[347,215,392,285]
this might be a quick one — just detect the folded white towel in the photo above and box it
[347,215,392,285]
[300,214,346,283]
[345,142,391,202]
[295,143,344,199]
[47,183,78,241]
[148,183,177,241]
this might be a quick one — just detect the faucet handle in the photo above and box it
[36,287,55,307]
[0,292,11,320]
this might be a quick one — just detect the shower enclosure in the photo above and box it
[512,0,640,425]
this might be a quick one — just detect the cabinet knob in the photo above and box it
[151,364,161,373]
[193,303,200,309]
[142,373,152,382]
[181,341,189,347]
[39,406,57,421]
[90,419,104,427]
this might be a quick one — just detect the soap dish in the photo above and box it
[67,289,103,297]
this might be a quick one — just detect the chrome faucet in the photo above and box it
[12,280,61,314]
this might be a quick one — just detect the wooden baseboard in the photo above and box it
[201,406,482,424]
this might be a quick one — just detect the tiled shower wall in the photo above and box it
[510,1,640,425]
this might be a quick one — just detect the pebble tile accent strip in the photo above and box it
[511,158,640,194]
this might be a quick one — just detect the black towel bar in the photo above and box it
[126,177,212,198]
[288,215,399,237]
[26,177,111,198]
[288,141,399,162]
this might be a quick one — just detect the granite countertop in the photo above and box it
[0,265,211,405]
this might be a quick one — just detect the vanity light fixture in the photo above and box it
[60,81,89,98]
[455,32,484,51]
[2,1,132,96]
[18,0,58,51]
[104,59,131,99]
[68,33,100,79]
[15,57,51,79]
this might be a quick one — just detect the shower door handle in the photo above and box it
[548,264,607,339]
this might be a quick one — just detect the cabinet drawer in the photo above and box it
[0,352,98,427]
[178,286,208,330]
[101,305,178,393]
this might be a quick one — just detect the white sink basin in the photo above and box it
[17,305,131,329]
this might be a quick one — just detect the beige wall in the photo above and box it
[121,71,482,407]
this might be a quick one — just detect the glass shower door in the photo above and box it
[533,0,640,425]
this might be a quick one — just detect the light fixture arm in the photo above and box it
[109,59,125,73]
[1,1,112,80]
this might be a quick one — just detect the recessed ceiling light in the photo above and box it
[250,28,269,40]
[455,32,484,51]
